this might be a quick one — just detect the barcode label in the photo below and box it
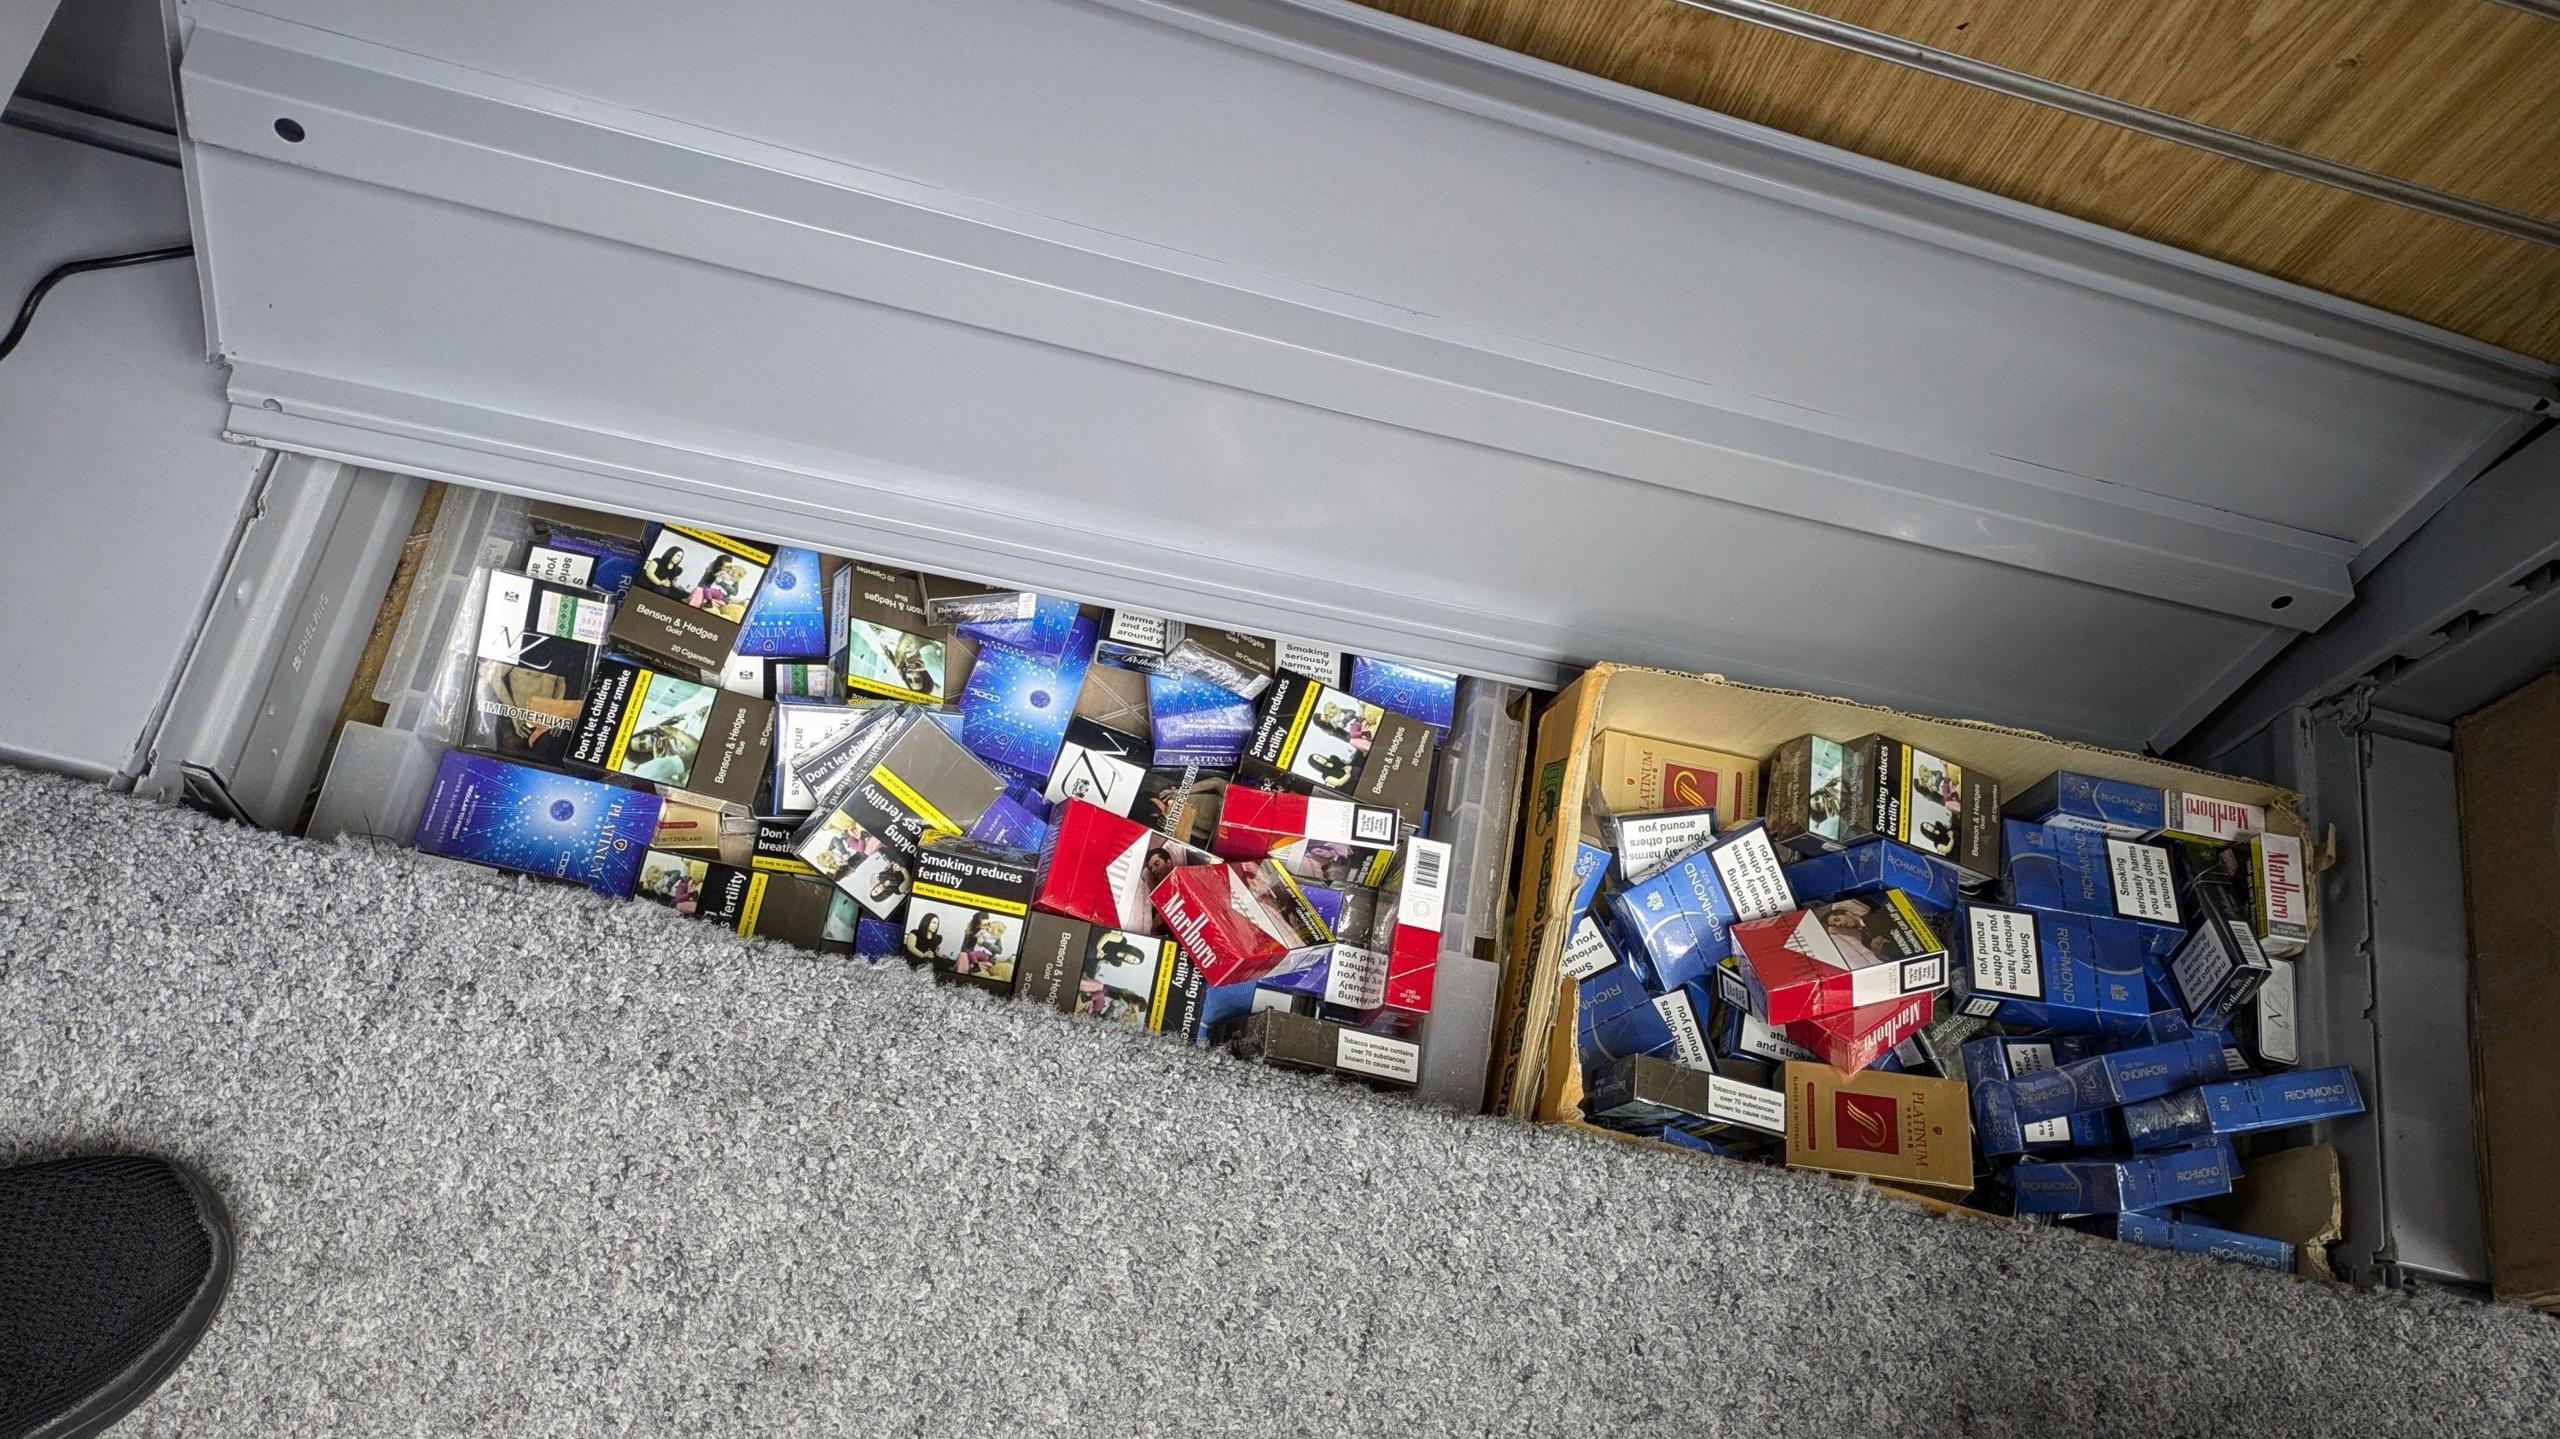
[1398,838,1450,934]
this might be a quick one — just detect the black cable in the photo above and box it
[0,243,195,364]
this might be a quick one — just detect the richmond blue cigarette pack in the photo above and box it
[1603,824,1796,993]
[2003,771,2166,840]
[1965,1035,2119,1157]
[1577,967,1677,1063]
[2120,1066,2365,1152]
[2011,1140,2238,1215]
[2002,820,2185,956]
[1780,838,1962,914]
[2072,1212,2294,1272]
[1558,841,1619,981]
[1607,805,1718,884]
[2001,1033,2228,1124]
[1717,998,1817,1066]
[1950,904,2148,1037]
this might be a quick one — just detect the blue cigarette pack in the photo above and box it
[1147,672,1255,768]
[1558,840,1619,981]
[1781,838,1963,914]
[2071,1212,2294,1272]
[2002,820,2186,957]
[2004,771,2165,840]
[1577,967,1677,1063]
[2001,1033,2228,1124]
[2121,1066,2365,1152]
[734,546,830,658]
[2012,1141,2239,1215]
[1965,1035,2119,1157]
[960,616,1100,783]
[1950,904,2148,1037]
[1345,656,1459,731]
[1716,998,1816,1066]
[1600,847,1739,994]
[413,751,662,897]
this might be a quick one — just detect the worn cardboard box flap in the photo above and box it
[2455,670,2560,1311]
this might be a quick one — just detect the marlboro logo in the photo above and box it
[1663,763,1719,809]
[1835,1093,1901,1155]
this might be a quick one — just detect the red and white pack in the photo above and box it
[1150,860,1334,987]
[1784,992,1935,1076]
[1034,799,1207,935]
[1211,785,1400,886]
[1379,836,1452,1014]
[1733,895,1949,1025]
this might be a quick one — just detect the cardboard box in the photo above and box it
[1230,1009,1421,1088]
[906,836,1040,992]
[1150,860,1333,987]
[1780,1063,1973,1197]
[567,656,776,810]
[2011,1141,2238,1215]
[608,523,777,672]
[2120,1066,2365,1152]
[1779,838,1962,915]
[1590,730,1763,822]
[1493,665,2298,1139]
[1948,904,2148,1037]
[2001,820,2185,957]
[1241,672,1439,826]
[1734,892,1947,1025]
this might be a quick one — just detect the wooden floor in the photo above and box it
[1356,0,2560,363]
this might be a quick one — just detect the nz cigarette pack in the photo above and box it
[1999,1033,2227,1124]
[568,656,776,810]
[1949,904,2148,1037]
[1211,784,1401,885]
[2001,820,2185,957]
[1591,731,1762,823]
[830,563,951,705]
[1584,1055,1788,1144]
[1230,1008,1421,1088]
[1780,838,1962,914]
[1843,734,2001,883]
[2069,1212,2293,1272]
[1733,891,1947,1025]
[1781,1063,1974,1198]
[1044,718,1153,818]
[1150,859,1333,986]
[609,523,776,672]
[1965,1035,2118,1157]
[1016,913,1190,1028]
[2010,1140,2238,1215]
[2120,1066,2364,1152]
[1602,823,1796,994]
[1241,673,1439,825]
[2166,881,2277,1025]
[1034,798,1209,936]
[906,836,1039,992]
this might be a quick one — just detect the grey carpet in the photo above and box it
[2,767,2555,1438]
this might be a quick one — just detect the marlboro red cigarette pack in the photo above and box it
[1034,798,1210,936]
[1784,991,1935,1076]
[1734,892,1947,1025]
[1210,784,1401,886]
[1150,859,1333,987]
[1378,836,1453,1015]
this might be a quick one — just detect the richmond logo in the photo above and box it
[1835,1093,1902,1155]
